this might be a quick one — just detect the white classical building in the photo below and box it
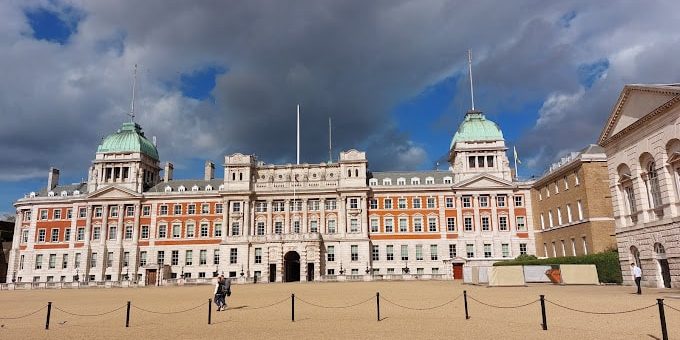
[7,108,536,286]
[599,84,680,288]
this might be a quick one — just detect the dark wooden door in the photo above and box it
[269,264,276,283]
[146,269,157,286]
[452,264,463,280]
[307,263,314,282]
[660,260,671,288]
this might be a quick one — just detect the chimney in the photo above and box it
[47,167,60,190]
[164,162,174,182]
[204,161,215,181]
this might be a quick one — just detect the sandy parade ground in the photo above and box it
[0,280,679,340]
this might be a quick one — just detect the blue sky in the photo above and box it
[1,1,680,216]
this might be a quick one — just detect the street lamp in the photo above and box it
[365,263,370,275]
[339,262,345,275]
[403,261,410,274]
[240,265,244,278]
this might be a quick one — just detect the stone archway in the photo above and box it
[284,251,301,282]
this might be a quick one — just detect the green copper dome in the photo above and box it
[450,110,504,149]
[97,122,159,160]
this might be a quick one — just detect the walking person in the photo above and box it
[630,262,642,294]
[214,275,226,311]
[222,277,232,310]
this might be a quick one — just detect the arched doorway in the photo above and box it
[284,251,301,282]
[654,243,671,288]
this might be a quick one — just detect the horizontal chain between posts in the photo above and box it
[133,302,205,315]
[665,304,680,313]
[0,306,46,320]
[467,295,538,309]
[296,295,375,309]
[380,294,462,311]
[545,299,657,315]
[54,304,127,317]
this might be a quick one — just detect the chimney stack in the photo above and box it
[204,161,215,181]
[164,162,174,182]
[47,167,60,190]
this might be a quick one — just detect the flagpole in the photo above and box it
[513,146,519,180]
[297,104,300,165]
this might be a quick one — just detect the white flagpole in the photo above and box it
[328,116,332,163]
[468,49,475,111]
[297,104,300,165]
[513,146,519,179]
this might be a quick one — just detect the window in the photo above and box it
[384,199,392,209]
[126,206,134,217]
[201,204,210,214]
[231,222,240,236]
[400,245,408,261]
[77,227,85,241]
[54,209,62,220]
[369,199,378,209]
[273,201,285,212]
[560,240,566,257]
[582,237,588,255]
[557,207,563,225]
[327,245,335,262]
[501,244,510,258]
[274,221,283,234]
[215,204,223,214]
[449,244,457,258]
[159,205,168,216]
[574,171,580,185]
[351,245,359,261]
[256,222,265,235]
[554,182,559,194]
[496,196,506,207]
[427,197,436,208]
[51,228,59,242]
[464,217,473,231]
[230,248,238,264]
[108,226,117,240]
[185,250,193,265]
[384,218,394,233]
[430,245,438,260]
[123,252,129,267]
[350,219,359,233]
[199,250,207,265]
[469,156,476,168]
[551,242,557,257]
[382,178,392,186]
[49,254,57,269]
[484,244,492,258]
[327,220,336,234]
[425,177,434,185]
[413,198,422,209]
[519,243,527,255]
[411,178,420,185]
[215,223,223,237]
[398,198,407,209]
[624,186,637,215]
[74,253,81,269]
[479,196,489,207]
[91,252,99,267]
[188,204,196,215]
[110,206,118,218]
[466,244,474,258]
[200,223,209,237]
[647,161,663,208]
[213,249,220,265]
[172,223,181,238]
[397,178,406,185]
[309,200,320,211]
[21,229,28,243]
[540,214,545,230]
[399,218,408,232]
[107,252,114,267]
[141,225,150,239]
[38,229,46,242]
[563,176,569,190]
[477,155,485,167]
[35,254,43,269]
[142,205,151,216]
[566,204,573,223]
[514,195,523,207]
[499,216,508,231]
[92,226,101,240]
[446,217,456,232]
[171,250,179,265]
[443,177,452,184]
[516,216,526,231]
[325,199,337,210]
[79,207,87,218]
[428,217,437,232]
[254,248,262,264]
[173,204,182,215]
[349,198,358,209]
[462,196,472,208]
[157,251,165,265]
[548,210,554,228]
[445,197,454,208]
[577,200,584,220]
[124,225,133,239]
[386,245,394,261]
[40,209,48,220]
[415,245,423,260]
[370,218,379,233]
[432,268,439,275]
[481,216,490,231]
[413,217,423,232]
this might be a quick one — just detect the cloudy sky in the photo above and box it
[1,0,679,214]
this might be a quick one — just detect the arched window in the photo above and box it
[232,172,236,181]
[239,173,243,181]
[647,161,662,209]
[654,243,666,258]
[48,191,55,197]
[630,246,641,267]
[73,190,80,195]
[164,186,172,193]
[205,185,213,191]
[355,169,359,177]
[348,169,352,177]
[178,185,186,192]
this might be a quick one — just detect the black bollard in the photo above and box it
[45,301,52,330]
[376,292,381,322]
[291,294,295,322]
[126,301,131,328]
[463,290,469,320]
[208,298,212,325]
[657,299,668,340]
[540,295,547,330]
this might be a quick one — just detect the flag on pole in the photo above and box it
[513,146,522,165]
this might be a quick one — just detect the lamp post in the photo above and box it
[339,262,345,275]
[403,261,410,274]
[240,265,244,278]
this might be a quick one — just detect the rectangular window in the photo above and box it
[350,219,359,233]
[159,205,167,216]
[413,197,422,209]
[502,244,510,258]
[53,209,62,220]
[157,251,165,265]
[172,223,181,238]
[327,245,335,262]
[516,216,526,231]
[35,254,43,269]
[384,218,394,233]
[74,253,81,269]
[94,207,103,218]
[540,213,545,230]
[464,217,473,231]
[213,249,220,265]
[582,237,588,255]
[401,245,408,261]
[125,225,133,239]
[66,209,72,219]
[351,245,359,261]
[255,201,266,213]
[325,199,337,210]
[126,206,134,217]
[273,200,284,212]
[141,225,150,239]
[233,202,241,212]
[386,245,394,261]
[255,248,262,264]
[51,228,59,242]
[446,217,456,232]
[384,199,392,209]
[563,176,569,190]
[514,195,523,207]
[40,209,48,220]
[413,217,423,232]
[415,245,423,260]
[428,217,437,232]
[349,198,358,209]
[108,226,117,240]
[469,156,476,168]
[109,206,118,218]
[427,197,436,209]
[199,223,208,237]
[91,252,98,267]
[372,245,379,261]
[274,221,283,234]
[496,196,506,207]
[548,210,554,228]
[554,182,559,194]
[327,220,336,234]
[200,250,207,265]
[625,186,637,214]
[49,254,57,269]
[231,222,240,236]
[188,204,196,215]
[75,227,84,241]
[370,218,379,233]
[574,171,580,185]
[399,218,408,232]
[577,200,584,220]
[481,216,490,231]
[214,223,223,237]
[466,244,474,258]
[215,204,223,214]
[445,197,454,208]
[22,229,29,243]
[369,199,378,209]
[92,226,100,240]
[398,198,407,209]
[484,244,492,258]
[158,225,167,238]
[519,243,527,255]
[79,207,87,218]
[38,229,47,242]
[309,200,320,211]
[499,216,508,231]
[201,204,210,214]
[107,252,113,267]
[557,207,563,225]
[172,250,179,265]
[430,245,438,260]
[462,196,472,208]
[230,248,237,264]
[142,205,151,216]
[123,252,129,267]
[185,250,193,266]
[479,196,489,207]
[449,244,457,258]
[255,222,265,236]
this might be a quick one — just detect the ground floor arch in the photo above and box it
[284,251,301,282]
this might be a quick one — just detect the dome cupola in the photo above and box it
[450,110,504,149]
[97,122,159,160]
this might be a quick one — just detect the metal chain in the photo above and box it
[663,304,680,313]
[546,299,657,315]
[0,306,46,320]
[380,294,461,311]
[54,304,127,317]
[468,296,538,309]
[236,297,291,311]
[132,302,205,315]
[296,295,374,309]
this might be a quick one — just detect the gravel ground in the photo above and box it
[0,281,678,339]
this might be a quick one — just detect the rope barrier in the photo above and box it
[133,302,205,315]
[380,294,461,311]
[234,296,291,311]
[468,296,538,309]
[546,299,657,315]
[296,295,374,309]
[0,306,46,320]
[54,304,127,317]
[664,304,680,313]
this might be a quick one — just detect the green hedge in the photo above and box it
[493,251,623,284]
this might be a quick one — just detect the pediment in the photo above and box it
[599,85,680,145]
[87,185,141,199]
[453,174,512,189]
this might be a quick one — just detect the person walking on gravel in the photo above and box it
[630,262,642,295]
[214,275,227,311]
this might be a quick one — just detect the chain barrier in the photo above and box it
[546,299,657,315]
[662,303,679,313]
[54,304,127,317]
[296,295,374,309]
[468,295,538,309]
[133,302,205,315]
[0,306,46,320]
[380,294,461,311]
[233,296,291,311]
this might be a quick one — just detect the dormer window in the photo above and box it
[191,185,199,191]
[218,184,225,190]
[410,177,420,185]
[425,177,434,185]
[397,178,406,185]
[369,179,378,186]
[29,192,36,198]
[178,186,186,192]
[382,178,392,186]
[164,186,172,192]
[205,185,213,191]
[73,190,80,195]
[443,177,452,184]
[48,191,55,197]
[60,191,68,197]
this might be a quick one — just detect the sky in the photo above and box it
[1,0,680,215]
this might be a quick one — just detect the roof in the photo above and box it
[29,183,88,198]
[368,170,453,184]
[97,122,159,160]
[147,179,224,193]
[537,144,607,182]
[450,110,504,148]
